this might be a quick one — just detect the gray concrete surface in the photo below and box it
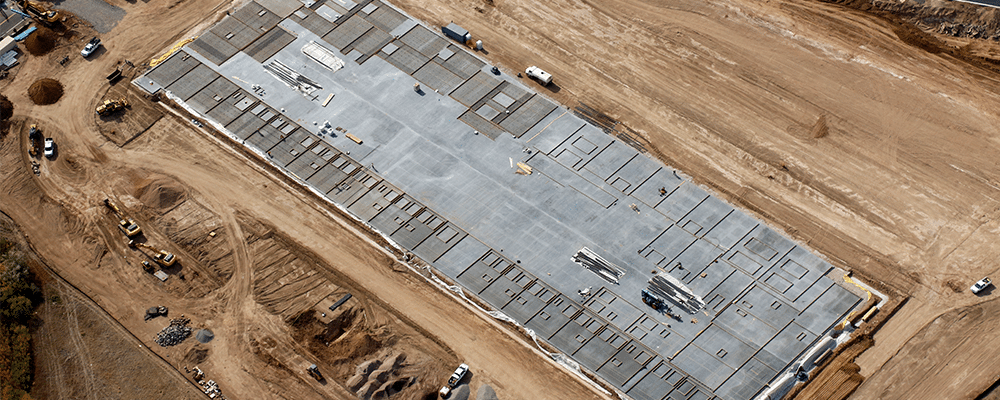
[138,1,863,398]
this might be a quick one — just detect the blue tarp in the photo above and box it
[12,26,35,41]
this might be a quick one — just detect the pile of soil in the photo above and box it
[135,174,187,211]
[0,95,12,120]
[28,79,63,105]
[23,27,57,56]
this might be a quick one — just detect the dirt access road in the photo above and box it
[0,0,606,399]
[383,0,1000,397]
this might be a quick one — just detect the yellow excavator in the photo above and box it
[103,199,142,237]
[128,240,177,267]
[15,0,59,25]
[96,98,129,116]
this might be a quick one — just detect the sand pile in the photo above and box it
[24,27,57,56]
[135,174,187,211]
[0,95,12,120]
[28,79,63,105]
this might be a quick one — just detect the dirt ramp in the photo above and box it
[135,174,187,212]
[28,79,64,105]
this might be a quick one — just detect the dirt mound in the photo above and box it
[0,95,12,120]
[183,345,209,364]
[811,115,829,139]
[476,384,498,400]
[135,174,187,211]
[195,329,214,343]
[23,27,57,56]
[28,79,64,105]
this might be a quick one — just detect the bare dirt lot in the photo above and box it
[3,0,1000,397]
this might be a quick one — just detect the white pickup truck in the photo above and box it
[971,277,992,294]
[438,363,469,397]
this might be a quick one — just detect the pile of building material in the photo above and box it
[572,247,625,284]
[154,317,192,346]
[263,60,322,96]
[302,41,344,72]
[646,272,705,313]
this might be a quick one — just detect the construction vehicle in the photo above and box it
[439,363,469,397]
[306,364,323,381]
[96,97,129,116]
[128,240,177,267]
[81,37,100,57]
[27,124,42,156]
[103,199,142,237]
[525,66,552,85]
[15,0,59,25]
[641,289,666,311]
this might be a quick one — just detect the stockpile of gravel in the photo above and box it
[195,329,214,343]
[476,384,499,400]
[154,317,192,346]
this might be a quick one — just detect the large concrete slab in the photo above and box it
[142,4,864,398]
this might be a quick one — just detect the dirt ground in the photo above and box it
[1,0,1000,397]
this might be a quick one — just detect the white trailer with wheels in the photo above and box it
[525,66,552,85]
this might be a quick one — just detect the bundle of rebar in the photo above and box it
[572,247,625,284]
[646,273,705,313]
[263,60,322,96]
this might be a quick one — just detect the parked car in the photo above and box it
[81,37,101,57]
[43,138,54,158]
[971,277,992,294]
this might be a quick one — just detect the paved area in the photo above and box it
[137,1,862,398]
[52,0,126,33]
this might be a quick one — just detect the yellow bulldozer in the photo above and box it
[103,199,142,237]
[15,0,59,25]
[128,240,177,267]
[96,98,129,116]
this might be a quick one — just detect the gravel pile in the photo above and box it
[195,329,214,343]
[154,317,192,346]
[476,384,498,400]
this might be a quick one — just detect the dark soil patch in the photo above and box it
[0,95,13,121]
[23,27,58,56]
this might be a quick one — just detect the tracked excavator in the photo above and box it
[15,0,59,25]
[103,199,142,237]
[128,240,177,267]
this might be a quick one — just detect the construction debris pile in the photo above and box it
[154,317,192,346]
[571,247,625,284]
[646,273,705,313]
[263,60,321,97]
